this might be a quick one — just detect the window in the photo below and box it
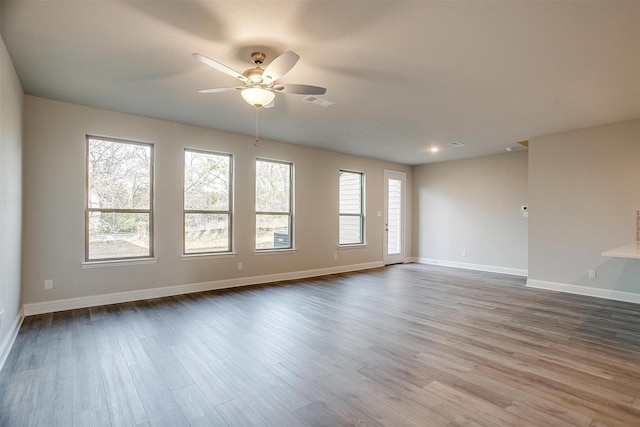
[184,150,233,254]
[339,170,364,245]
[86,136,153,261]
[256,159,293,250]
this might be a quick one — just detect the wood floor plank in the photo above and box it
[252,371,312,412]
[216,397,268,427]
[32,377,73,426]
[2,263,640,426]
[0,368,43,426]
[242,390,307,427]
[99,352,148,426]
[424,380,538,427]
[267,359,385,426]
[128,360,187,424]
[171,383,229,427]
[313,355,451,426]
[316,373,426,427]
[72,405,112,427]
[72,345,107,414]
[171,343,239,406]
[292,401,359,427]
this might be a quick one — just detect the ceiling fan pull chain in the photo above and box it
[255,107,260,146]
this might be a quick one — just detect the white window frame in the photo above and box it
[255,158,294,251]
[183,149,234,255]
[85,135,154,262]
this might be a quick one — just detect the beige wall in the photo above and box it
[412,151,528,274]
[22,95,412,305]
[0,34,23,346]
[528,120,640,293]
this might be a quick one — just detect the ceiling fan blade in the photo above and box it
[192,53,249,83]
[197,87,242,94]
[274,84,326,95]
[263,51,299,81]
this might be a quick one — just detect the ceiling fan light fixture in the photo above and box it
[241,87,275,108]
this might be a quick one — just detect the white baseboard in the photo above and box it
[0,310,24,373]
[409,257,528,277]
[22,261,384,316]
[526,279,640,305]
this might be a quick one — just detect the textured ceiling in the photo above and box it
[2,1,639,165]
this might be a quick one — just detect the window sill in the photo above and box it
[81,258,157,269]
[182,252,237,261]
[254,249,297,255]
[337,244,367,250]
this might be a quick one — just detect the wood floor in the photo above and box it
[2,263,640,426]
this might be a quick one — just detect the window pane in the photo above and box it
[256,160,290,212]
[387,178,402,255]
[339,171,362,214]
[339,170,363,245]
[88,212,150,259]
[88,138,151,209]
[185,213,229,253]
[184,151,230,211]
[256,214,290,249]
[339,215,362,245]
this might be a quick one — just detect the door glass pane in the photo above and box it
[387,178,402,255]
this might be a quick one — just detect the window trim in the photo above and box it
[85,135,154,262]
[183,149,234,255]
[338,169,365,246]
[255,158,294,251]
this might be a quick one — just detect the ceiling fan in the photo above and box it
[193,50,327,108]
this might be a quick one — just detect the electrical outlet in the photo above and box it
[44,279,53,289]
[237,262,243,270]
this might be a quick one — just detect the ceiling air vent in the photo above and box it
[506,146,526,152]
[447,141,467,148]
[303,95,336,108]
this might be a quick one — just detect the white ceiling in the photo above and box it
[2,1,639,165]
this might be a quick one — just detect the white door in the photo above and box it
[384,170,406,265]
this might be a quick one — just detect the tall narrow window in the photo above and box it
[86,136,153,261]
[256,159,293,250]
[339,170,364,245]
[184,150,233,254]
